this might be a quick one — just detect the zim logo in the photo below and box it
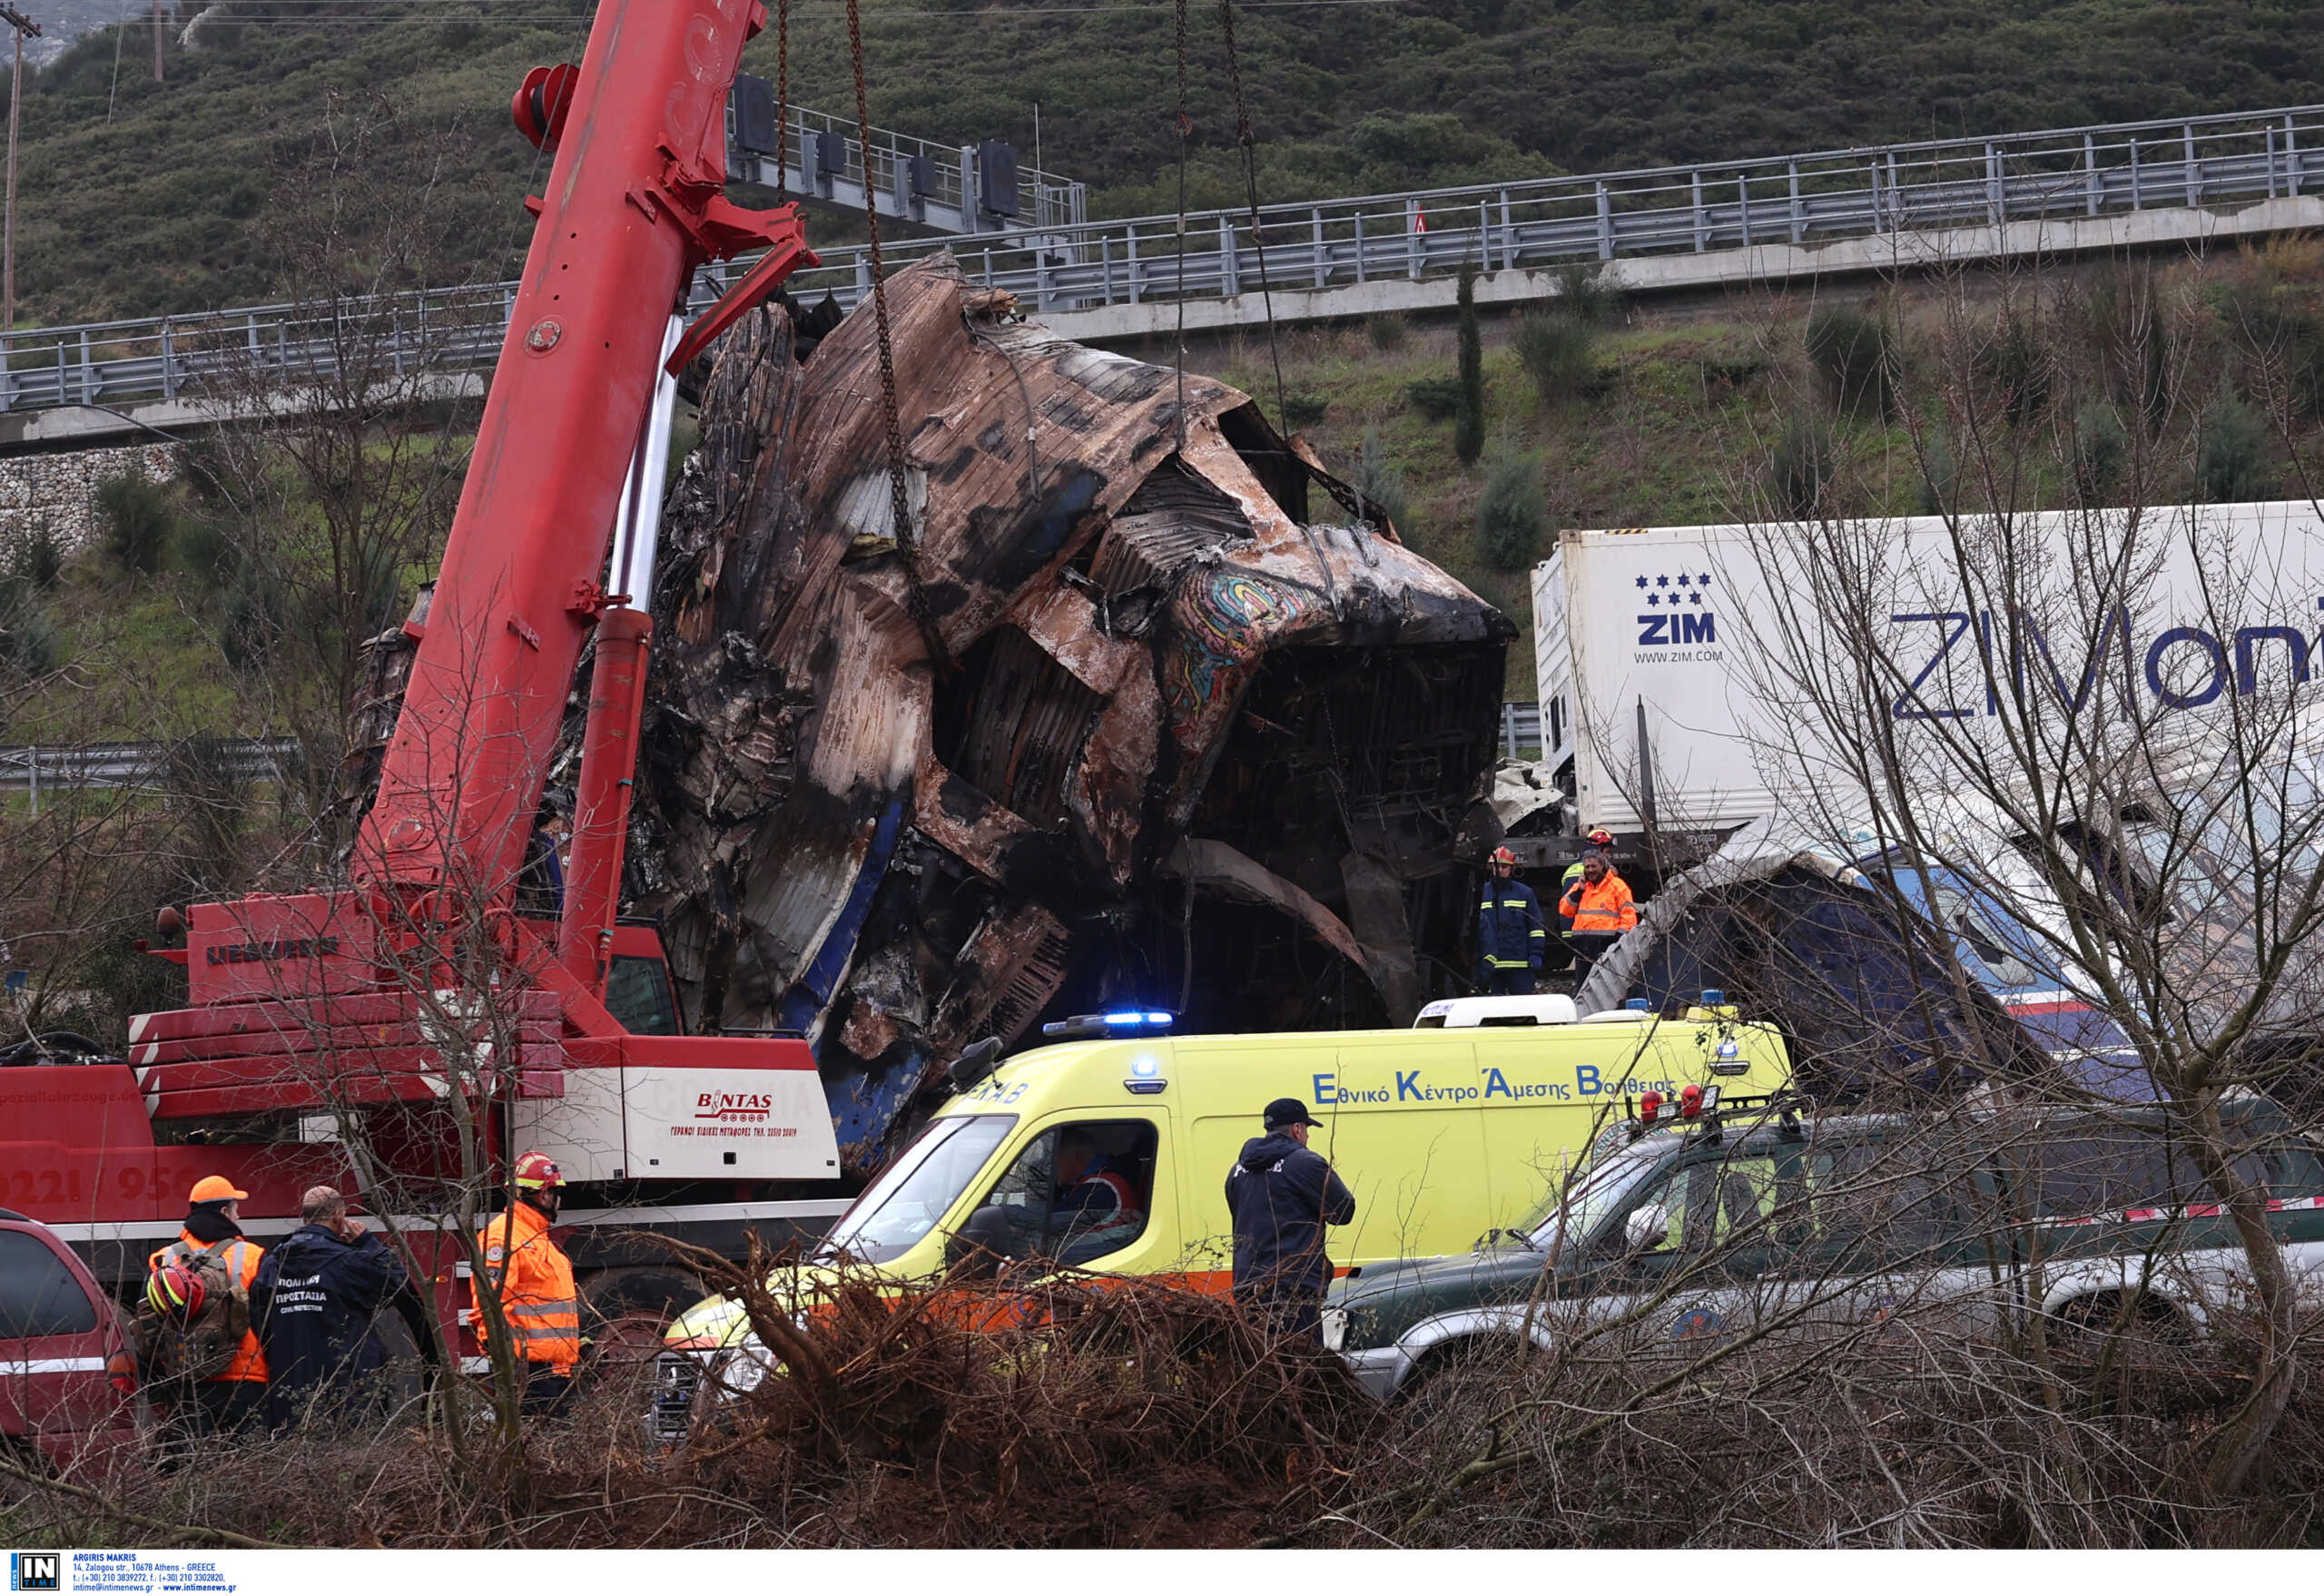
[1637,613,1717,646]
[695,1092,773,1121]
[12,1553,59,1592]
[1634,568,1718,647]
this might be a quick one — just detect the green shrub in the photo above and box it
[1282,390,1330,428]
[222,563,284,670]
[94,468,176,575]
[1365,314,1408,353]
[8,520,62,591]
[1513,311,1599,407]
[2073,403,2128,504]
[173,432,233,505]
[1917,425,1955,517]
[1354,426,1408,533]
[2199,396,2276,503]
[1975,311,2051,425]
[1454,266,1485,466]
[1406,376,1463,420]
[1770,410,1835,516]
[1701,353,1769,389]
[1551,261,1623,328]
[0,575,57,675]
[1474,450,1548,571]
[176,513,241,591]
[1805,305,1895,417]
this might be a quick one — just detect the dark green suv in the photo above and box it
[1325,1098,2324,1398]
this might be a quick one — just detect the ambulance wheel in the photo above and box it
[580,1266,705,1376]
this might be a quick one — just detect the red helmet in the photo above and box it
[1490,846,1517,865]
[1587,828,1614,847]
[512,1150,566,1191]
[146,1262,205,1321]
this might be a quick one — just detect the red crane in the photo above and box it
[8,0,846,1345]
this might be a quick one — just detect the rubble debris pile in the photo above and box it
[626,253,1512,1170]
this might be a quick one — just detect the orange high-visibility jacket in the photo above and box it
[473,1202,580,1374]
[150,1233,269,1383]
[1559,871,1640,936]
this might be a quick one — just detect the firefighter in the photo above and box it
[1474,845,1547,994]
[1559,849,1640,989]
[148,1175,269,1437]
[472,1151,580,1414]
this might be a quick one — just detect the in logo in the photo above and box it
[11,1552,60,1592]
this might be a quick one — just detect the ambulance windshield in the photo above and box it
[817,1114,1019,1265]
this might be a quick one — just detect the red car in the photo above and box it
[0,1207,143,1472]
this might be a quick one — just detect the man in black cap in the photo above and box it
[1226,1098,1356,1345]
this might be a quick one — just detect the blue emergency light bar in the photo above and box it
[1043,1010,1178,1041]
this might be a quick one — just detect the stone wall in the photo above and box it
[0,443,180,557]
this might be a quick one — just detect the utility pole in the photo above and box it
[0,5,37,334]
[149,0,160,81]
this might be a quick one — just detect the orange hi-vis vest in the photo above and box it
[1560,871,1640,936]
[150,1232,269,1383]
[474,1202,580,1374]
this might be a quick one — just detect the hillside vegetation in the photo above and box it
[22,238,2324,743]
[5,0,2324,322]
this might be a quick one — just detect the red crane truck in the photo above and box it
[4,0,849,1374]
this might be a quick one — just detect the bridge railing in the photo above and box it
[8,105,2319,419]
[742,101,1088,232]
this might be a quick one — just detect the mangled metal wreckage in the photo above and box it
[607,253,1511,1170]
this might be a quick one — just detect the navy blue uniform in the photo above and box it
[252,1224,410,1431]
[1226,1134,1356,1341]
[1475,875,1547,994]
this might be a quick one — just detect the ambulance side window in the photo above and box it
[970,1119,1158,1266]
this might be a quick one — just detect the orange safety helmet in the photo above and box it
[146,1261,206,1321]
[511,1150,566,1191]
[188,1175,248,1204]
[1490,846,1517,865]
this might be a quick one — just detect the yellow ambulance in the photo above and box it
[659,997,1791,1361]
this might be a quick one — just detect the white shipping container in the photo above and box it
[1533,503,2324,835]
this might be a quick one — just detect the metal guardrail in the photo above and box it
[8,104,2322,419]
[1500,703,1541,759]
[734,101,1088,235]
[0,738,301,808]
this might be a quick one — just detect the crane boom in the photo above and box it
[357,0,812,915]
[116,0,839,1209]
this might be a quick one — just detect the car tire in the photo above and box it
[1398,1335,1530,1418]
[580,1266,705,1381]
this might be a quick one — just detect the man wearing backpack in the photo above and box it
[146,1176,270,1437]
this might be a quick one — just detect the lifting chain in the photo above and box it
[845,0,950,670]
[773,0,790,202]
[1172,0,1190,456]
[1216,0,1286,430]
